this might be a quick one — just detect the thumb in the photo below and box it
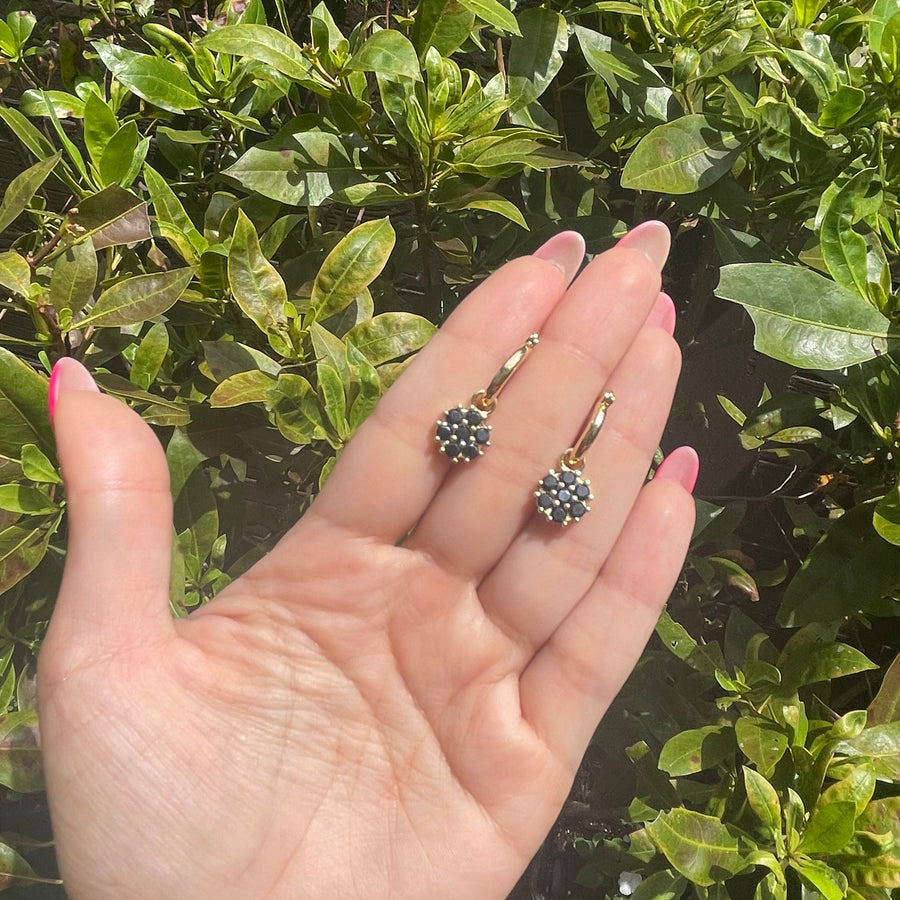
[45,358,175,661]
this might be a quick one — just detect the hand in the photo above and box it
[38,224,696,900]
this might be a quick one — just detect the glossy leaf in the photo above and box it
[0,251,32,298]
[347,30,421,80]
[779,640,877,689]
[345,313,436,366]
[778,501,900,625]
[0,348,53,458]
[836,723,900,758]
[83,92,120,167]
[819,85,866,128]
[791,859,847,900]
[210,369,277,407]
[820,762,876,818]
[69,185,151,250]
[798,801,857,854]
[19,89,85,119]
[19,444,60,485]
[97,121,139,187]
[131,321,170,390]
[49,235,97,315]
[0,153,60,234]
[645,809,746,887]
[94,45,200,113]
[458,0,519,33]
[412,0,474,57]
[310,218,395,322]
[622,115,744,194]
[0,485,57,516]
[716,264,894,370]
[0,518,56,595]
[507,7,567,110]
[228,211,290,348]
[199,24,312,80]
[317,362,347,437]
[269,373,326,444]
[868,652,900,725]
[743,767,782,845]
[81,268,193,327]
[144,164,207,264]
[873,485,900,545]
[202,340,281,381]
[658,725,735,776]
[735,717,788,773]
[0,709,43,792]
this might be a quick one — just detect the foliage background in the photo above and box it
[0,0,899,897]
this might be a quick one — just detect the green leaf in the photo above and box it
[457,0,520,34]
[20,444,61,485]
[199,24,312,81]
[317,362,347,437]
[791,860,848,900]
[658,725,735,776]
[779,501,900,625]
[0,485,57,516]
[0,251,32,298]
[223,132,367,206]
[868,652,900,725]
[0,709,43,792]
[228,211,291,349]
[870,0,900,54]
[98,121,139,187]
[210,369,277,407]
[821,763,876,818]
[83,92,120,167]
[0,153,60,234]
[0,348,54,458]
[94,44,200,113]
[716,264,894,370]
[621,115,744,194]
[80,268,194,327]
[735,717,789,774]
[874,485,900,545]
[821,169,881,299]
[793,0,829,27]
[819,85,866,128]
[49,238,98,316]
[630,870,687,900]
[310,218,396,322]
[345,313,436,366]
[836,722,900,758]
[780,640,877,690]
[412,0,475,57]
[144,163,207,265]
[347,30,422,80]
[202,340,281,381]
[131,321,170,390]
[456,197,528,227]
[346,341,381,430]
[798,801,857,854]
[743,767,783,847]
[645,809,746,887]
[655,608,726,675]
[269,373,326,444]
[19,89,85,119]
[0,518,57,595]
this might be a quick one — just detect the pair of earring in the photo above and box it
[434,334,615,526]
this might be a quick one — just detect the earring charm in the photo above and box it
[535,391,615,525]
[435,334,539,463]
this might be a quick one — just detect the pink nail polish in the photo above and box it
[47,358,100,425]
[655,446,699,493]
[646,292,676,336]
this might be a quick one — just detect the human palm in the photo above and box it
[38,227,696,900]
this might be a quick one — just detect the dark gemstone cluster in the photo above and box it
[435,404,491,462]
[535,466,593,525]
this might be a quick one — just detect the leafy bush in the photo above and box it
[0,0,899,896]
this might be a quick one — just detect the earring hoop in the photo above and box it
[535,391,615,525]
[435,334,539,463]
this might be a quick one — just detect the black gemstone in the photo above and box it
[463,444,480,459]
[542,475,559,490]
[551,507,567,522]
[457,425,471,442]
[437,424,452,441]
[447,408,463,424]
[560,470,577,485]
[475,427,490,444]
[466,409,484,425]
[557,489,571,503]
[444,443,460,458]
[538,493,553,509]
[571,502,586,518]
[575,484,591,499]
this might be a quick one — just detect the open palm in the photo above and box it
[38,227,696,900]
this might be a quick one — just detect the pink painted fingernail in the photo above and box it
[655,446,699,493]
[532,231,586,284]
[646,292,676,335]
[616,221,671,271]
[48,358,99,424]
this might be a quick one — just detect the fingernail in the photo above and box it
[654,446,699,493]
[48,357,100,424]
[616,221,671,271]
[646,292,676,335]
[532,231,586,284]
